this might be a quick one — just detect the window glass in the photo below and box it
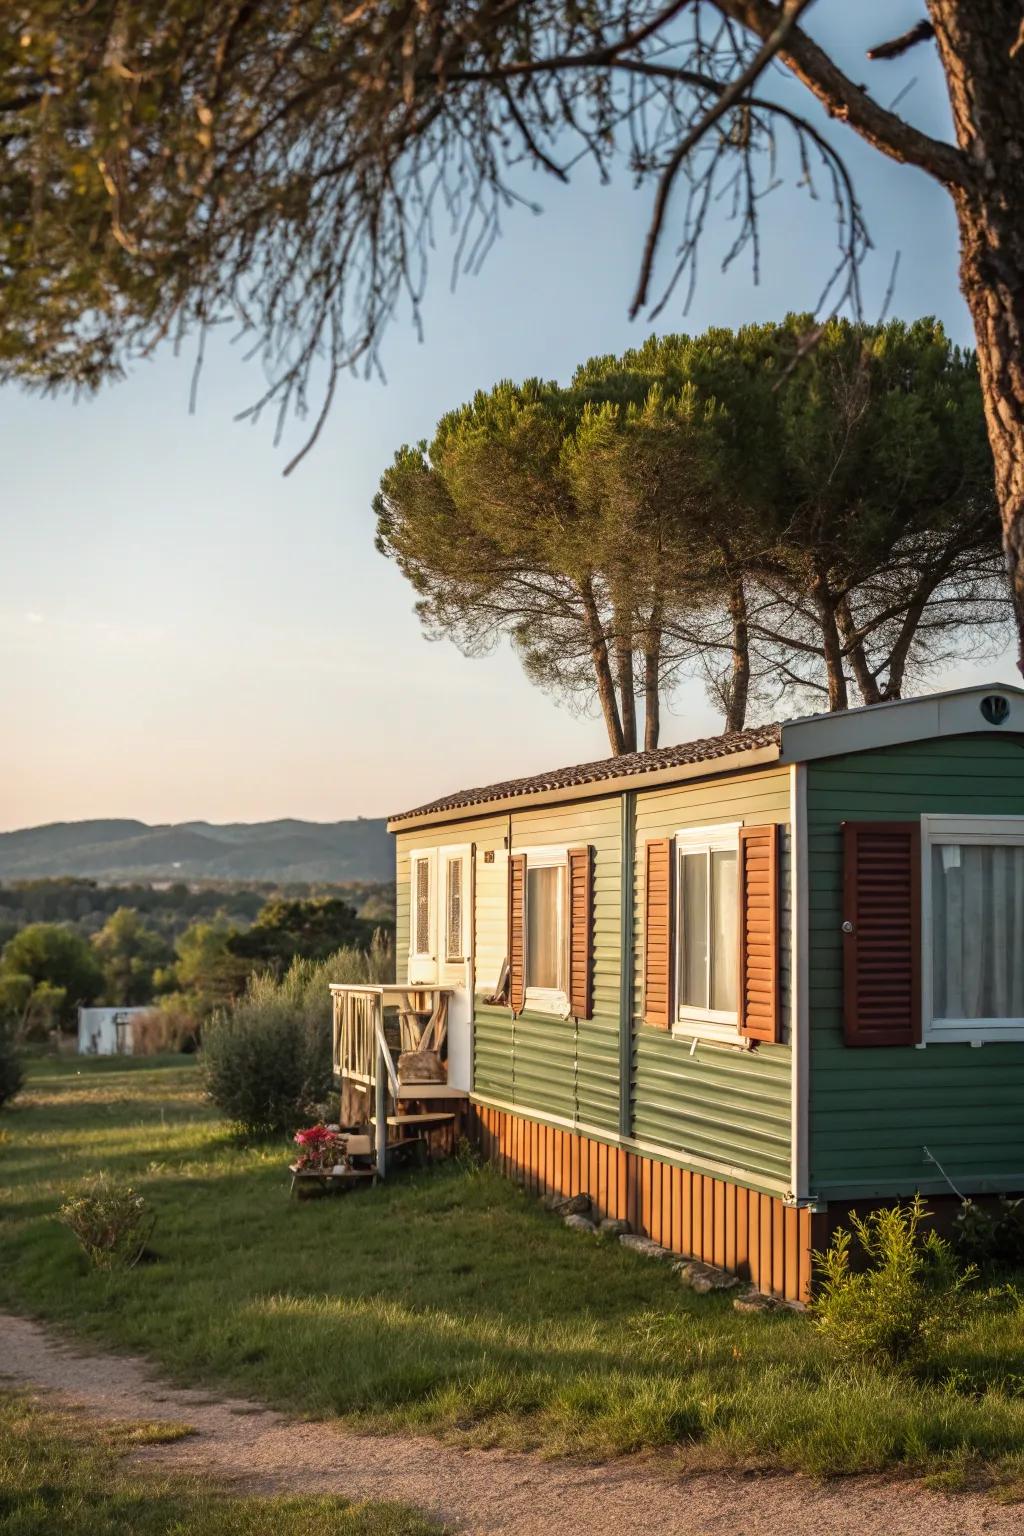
[526,864,566,992]
[679,853,708,1008]
[445,858,463,963]
[932,842,1024,1020]
[710,849,739,1012]
[677,836,739,1020]
[414,858,431,956]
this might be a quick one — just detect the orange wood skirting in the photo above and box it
[471,1102,812,1303]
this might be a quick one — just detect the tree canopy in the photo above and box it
[377,317,1007,748]
[4,3,1024,660]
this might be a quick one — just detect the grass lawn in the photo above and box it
[3,1056,1024,1490]
[0,1390,444,1536]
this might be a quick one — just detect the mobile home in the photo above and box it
[346,683,1024,1301]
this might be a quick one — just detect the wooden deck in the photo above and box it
[330,983,467,1177]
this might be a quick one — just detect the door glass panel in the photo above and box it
[679,852,708,1008]
[414,859,431,956]
[527,865,565,991]
[710,848,738,1012]
[445,858,463,962]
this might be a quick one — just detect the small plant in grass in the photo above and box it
[811,1195,977,1370]
[58,1175,156,1270]
[0,1028,23,1109]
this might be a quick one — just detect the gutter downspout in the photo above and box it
[618,790,636,1139]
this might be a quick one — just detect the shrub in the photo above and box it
[58,1176,155,1269]
[952,1197,1024,1270]
[131,1002,200,1056]
[202,937,392,1134]
[0,1029,23,1109]
[811,1195,977,1370]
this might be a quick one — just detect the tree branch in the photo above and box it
[712,0,970,187]
[866,20,935,63]
[629,0,815,319]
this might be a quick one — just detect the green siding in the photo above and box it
[808,733,1024,1199]
[506,797,622,1135]
[631,767,793,1193]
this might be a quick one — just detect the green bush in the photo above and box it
[0,1028,23,1109]
[811,1195,976,1370]
[58,1175,155,1269]
[201,937,392,1134]
[952,1196,1024,1270]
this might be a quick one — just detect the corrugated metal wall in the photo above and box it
[473,1102,811,1302]
[630,768,793,1193]
[808,733,1024,1199]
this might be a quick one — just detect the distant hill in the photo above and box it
[0,817,393,884]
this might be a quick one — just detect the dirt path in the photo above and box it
[0,1311,1017,1536]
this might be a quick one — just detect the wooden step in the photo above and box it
[395,1084,469,1100]
[371,1112,456,1127]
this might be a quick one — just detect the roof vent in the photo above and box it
[980,694,1010,725]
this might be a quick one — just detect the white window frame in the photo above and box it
[518,846,571,1017]
[921,814,1024,1044]
[672,823,742,1043]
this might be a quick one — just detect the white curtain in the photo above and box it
[932,843,1024,1020]
[526,865,565,991]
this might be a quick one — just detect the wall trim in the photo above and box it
[790,762,810,1201]
[618,789,636,1139]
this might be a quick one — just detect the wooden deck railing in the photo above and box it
[329,984,453,1176]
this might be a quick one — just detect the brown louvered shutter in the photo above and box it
[509,853,527,1014]
[568,845,593,1019]
[643,838,674,1029]
[842,821,921,1047]
[738,824,780,1043]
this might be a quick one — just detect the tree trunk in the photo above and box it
[725,574,751,732]
[643,603,662,751]
[930,1,1024,666]
[836,594,883,705]
[810,564,849,710]
[579,578,625,755]
[613,605,637,754]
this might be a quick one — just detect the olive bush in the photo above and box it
[202,937,392,1134]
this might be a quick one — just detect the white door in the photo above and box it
[407,845,474,1090]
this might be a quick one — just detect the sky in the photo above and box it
[2,2,1019,832]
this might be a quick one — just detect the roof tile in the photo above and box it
[391,722,781,823]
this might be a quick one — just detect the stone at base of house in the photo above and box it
[673,1259,740,1294]
[598,1217,631,1237]
[732,1285,785,1313]
[618,1233,672,1260]
[563,1212,598,1234]
[547,1191,592,1217]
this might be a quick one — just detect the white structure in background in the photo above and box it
[77,1006,149,1056]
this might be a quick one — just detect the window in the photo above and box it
[524,854,568,1008]
[923,816,1024,1042]
[675,824,740,1034]
[445,856,464,963]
